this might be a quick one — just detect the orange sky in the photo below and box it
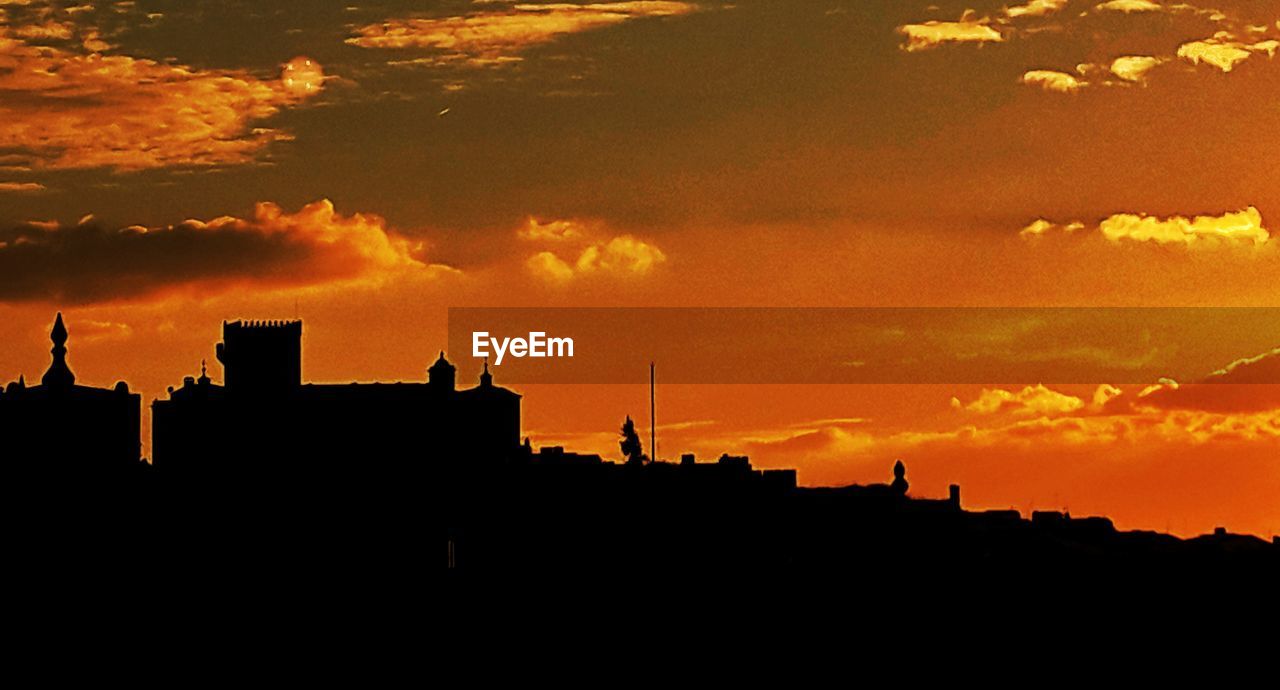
[1,1,1278,538]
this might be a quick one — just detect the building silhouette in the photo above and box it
[0,313,141,477]
[0,313,1274,583]
[152,319,520,480]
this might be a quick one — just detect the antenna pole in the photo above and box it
[650,361,656,463]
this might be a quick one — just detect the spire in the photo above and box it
[198,359,210,385]
[41,312,75,389]
[480,357,493,387]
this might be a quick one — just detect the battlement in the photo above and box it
[225,319,302,332]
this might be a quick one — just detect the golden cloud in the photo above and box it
[1005,0,1069,19]
[0,200,446,303]
[1177,34,1278,72]
[1019,218,1082,237]
[0,25,325,171]
[951,384,1086,416]
[347,1,697,64]
[12,19,73,40]
[521,217,666,284]
[1110,55,1162,82]
[526,251,578,284]
[902,2,1277,89]
[576,234,666,273]
[1099,206,1269,245]
[1094,0,1162,12]
[897,14,1003,52]
[1022,207,1269,246]
[1020,69,1083,92]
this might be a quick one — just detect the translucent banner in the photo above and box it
[447,307,1280,384]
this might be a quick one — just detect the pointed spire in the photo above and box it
[51,312,67,346]
[41,312,75,388]
[480,357,493,387]
[198,359,210,385]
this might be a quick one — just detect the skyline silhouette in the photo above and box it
[5,0,1280,553]
[2,312,1275,577]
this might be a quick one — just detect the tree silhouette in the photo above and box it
[620,415,647,465]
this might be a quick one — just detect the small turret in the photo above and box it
[41,312,76,389]
[428,351,456,391]
[479,358,493,387]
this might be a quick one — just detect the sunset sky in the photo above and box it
[2,0,1279,537]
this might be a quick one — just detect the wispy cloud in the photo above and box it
[897,11,1003,52]
[0,18,326,171]
[348,1,698,66]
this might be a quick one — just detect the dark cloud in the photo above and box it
[0,200,432,303]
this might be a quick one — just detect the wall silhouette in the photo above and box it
[152,320,521,482]
[0,313,1275,589]
[0,313,142,479]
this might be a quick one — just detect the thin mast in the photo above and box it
[650,361,656,463]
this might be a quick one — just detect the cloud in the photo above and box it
[1020,69,1083,92]
[528,235,667,283]
[1005,0,1069,19]
[1099,206,1269,245]
[12,19,74,40]
[347,1,697,65]
[521,217,666,284]
[0,181,45,193]
[73,319,133,344]
[1177,34,1279,72]
[518,217,586,241]
[1019,218,1082,237]
[0,23,326,171]
[951,384,1086,416]
[1092,342,1280,414]
[901,2,1277,90]
[0,200,444,303]
[1022,207,1269,246]
[1092,383,1124,407]
[897,13,1003,52]
[526,251,577,284]
[1110,55,1162,82]
[574,235,667,274]
[1094,0,1162,13]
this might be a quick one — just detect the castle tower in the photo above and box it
[216,320,302,394]
[41,312,76,389]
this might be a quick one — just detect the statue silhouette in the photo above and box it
[620,415,647,465]
[891,459,909,496]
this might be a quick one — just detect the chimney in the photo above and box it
[949,484,961,509]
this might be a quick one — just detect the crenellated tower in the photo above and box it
[216,320,302,395]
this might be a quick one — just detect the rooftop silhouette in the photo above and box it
[0,313,1275,584]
